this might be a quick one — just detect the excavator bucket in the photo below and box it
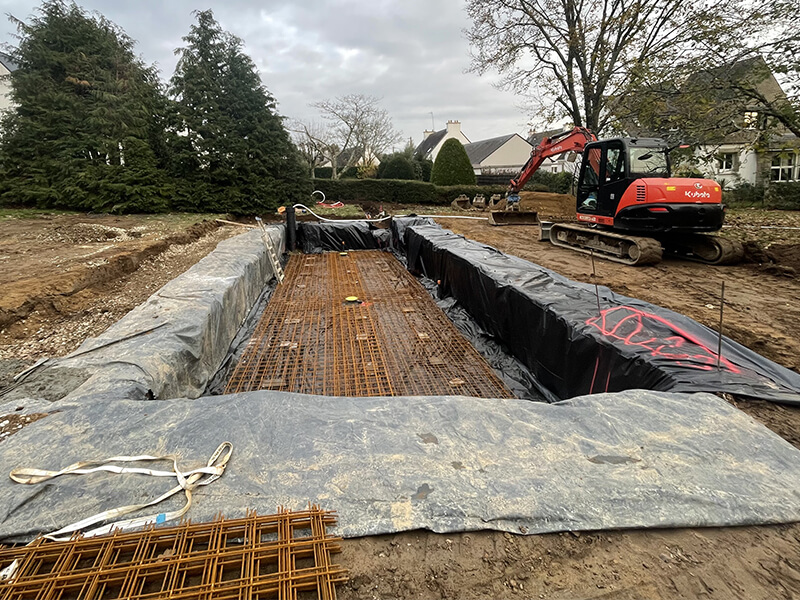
[451,194,471,210]
[488,210,539,226]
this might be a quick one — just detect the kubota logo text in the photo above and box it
[685,190,711,199]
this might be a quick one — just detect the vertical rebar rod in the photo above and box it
[717,281,725,371]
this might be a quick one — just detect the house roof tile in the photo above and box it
[463,134,518,165]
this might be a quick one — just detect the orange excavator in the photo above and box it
[504,127,743,266]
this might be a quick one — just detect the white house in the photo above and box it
[0,52,18,114]
[414,120,470,162]
[689,57,800,186]
[463,133,533,175]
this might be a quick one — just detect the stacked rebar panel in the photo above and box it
[0,507,347,600]
[225,251,512,398]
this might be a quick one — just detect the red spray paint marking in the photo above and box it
[586,306,741,374]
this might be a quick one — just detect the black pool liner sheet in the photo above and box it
[404,223,800,405]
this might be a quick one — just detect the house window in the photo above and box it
[771,152,799,182]
[717,152,736,172]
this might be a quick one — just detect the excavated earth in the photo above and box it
[2,207,800,599]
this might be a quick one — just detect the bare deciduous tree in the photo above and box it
[465,0,800,136]
[294,94,401,179]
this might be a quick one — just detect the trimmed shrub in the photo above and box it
[722,182,765,207]
[431,139,476,185]
[313,167,333,179]
[380,156,416,180]
[765,182,800,210]
[526,170,574,194]
[312,166,358,180]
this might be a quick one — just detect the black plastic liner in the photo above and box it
[298,221,392,253]
[204,276,279,396]
[405,224,800,405]
[3,389,800,541]
[419,277,553,402]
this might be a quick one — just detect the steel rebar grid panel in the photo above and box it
[225,251,512,398]
[0,507,347,600]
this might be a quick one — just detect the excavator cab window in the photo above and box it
[605,146,625,182]
[629,147,668,176]
[577,147,603,212]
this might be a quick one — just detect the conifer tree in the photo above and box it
[431,139,476,185]
[0,1,170,212]
[169,10,307,213]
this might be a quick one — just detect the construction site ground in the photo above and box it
[1,206,800,599]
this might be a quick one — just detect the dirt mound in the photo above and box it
[0,220,220,330]
[767,243,800,275]
[518,191,576,220]
[37,222,144,244]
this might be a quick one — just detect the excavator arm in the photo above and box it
[509,127,596,193]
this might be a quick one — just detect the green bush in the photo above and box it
[313,166,358,180]
[525,170,574,194]
[380,156,416,180]
[416,159,433,182]
[309,178,505,206]
[431,139,476,186]
[722,182,765,207]
[765,182,800,210]
[313,167,333,179]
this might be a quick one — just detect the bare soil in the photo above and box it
[0,212,238,369]
[2,207,800,599]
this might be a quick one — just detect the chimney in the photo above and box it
[446,120,461,135]
[423,129,434,140]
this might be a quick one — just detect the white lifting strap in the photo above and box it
[8,442,233,542]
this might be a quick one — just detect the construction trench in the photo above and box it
[2,217,800,597]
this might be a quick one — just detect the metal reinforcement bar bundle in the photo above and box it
[225,250,512,399]
[0,507,347,600]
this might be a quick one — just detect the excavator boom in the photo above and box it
[509,127,596,193]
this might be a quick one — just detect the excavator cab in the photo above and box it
[576,138,670,223]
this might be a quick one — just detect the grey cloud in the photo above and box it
[0,0,531,145]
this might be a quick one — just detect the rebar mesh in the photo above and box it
[0,507,347,600]
[225,251,512,398]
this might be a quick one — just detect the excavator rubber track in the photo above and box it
[661,234,744,265]
[549,223,663,266]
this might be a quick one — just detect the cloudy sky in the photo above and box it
[0,0,539,148]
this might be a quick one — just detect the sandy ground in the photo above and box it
[2,207,800,598]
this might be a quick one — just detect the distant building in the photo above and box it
[414,120,470,162]
[319,146,380,170]
[0,52,18,113]
[689,57,800,186]
[463,133,533,175]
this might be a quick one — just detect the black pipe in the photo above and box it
[286,205,296,251]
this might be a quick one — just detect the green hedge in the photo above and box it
[722,183,765,207]
[309,178,506,205]
[312,166,359,179]
[765,182,800,209]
